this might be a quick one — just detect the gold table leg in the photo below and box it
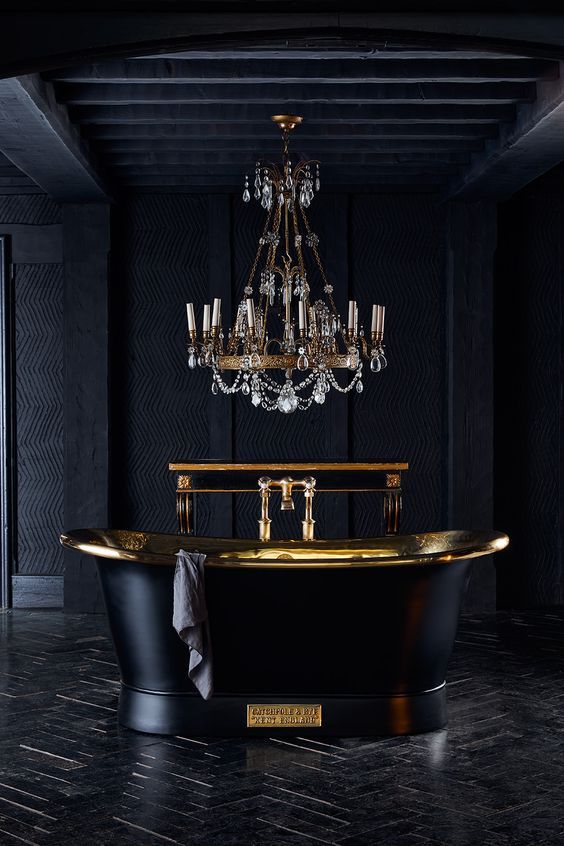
[176,475,193,535]
[384,490,402,536]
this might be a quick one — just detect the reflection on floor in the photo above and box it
[0,610,563,845]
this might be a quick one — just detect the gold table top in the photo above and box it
[169,462,409,471]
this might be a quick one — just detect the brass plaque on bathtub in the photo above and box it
[247,704,322,728]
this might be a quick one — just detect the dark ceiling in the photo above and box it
[41,46,558,193]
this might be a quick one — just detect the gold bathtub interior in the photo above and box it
[60,528,509,568]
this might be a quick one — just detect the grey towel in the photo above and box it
[173,550,213,700]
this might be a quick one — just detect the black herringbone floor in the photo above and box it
[0,610,563,846]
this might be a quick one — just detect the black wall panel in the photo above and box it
[349,195,444,536]
[115,192,445,544]
[113,195,212,535]
[495,175,564,608]
[0,195,60,226]
[0,194,63,607]
[15,263,64,575]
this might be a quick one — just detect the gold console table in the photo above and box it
[169,462,408,537]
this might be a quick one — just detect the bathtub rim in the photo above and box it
[60,528,509,569]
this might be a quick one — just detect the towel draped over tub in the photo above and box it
[172,550,213,700]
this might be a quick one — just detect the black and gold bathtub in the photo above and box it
[60,529,508,737]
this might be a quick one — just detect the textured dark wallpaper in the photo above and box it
[495,177,564,608]
[3,185,559,611]
[113,195,212,535]
[114,192,445,542]
[1,195,64,578]
[349,195,444,536]
[15,263,64,574]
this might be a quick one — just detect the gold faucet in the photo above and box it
[258,476,316,541]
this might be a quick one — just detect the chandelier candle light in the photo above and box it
[185,115,387,413]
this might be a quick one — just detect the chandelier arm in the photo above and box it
[293,160,320,180]
[360,337,371,361]
[260,199,283,348]
[299,204,339,317]
[291,206,307,280]
[258,292,266,343]
[265,337,284,352]
[268,201,283,268]
[260,295,270,348]
[260,163,281,183]
[243,202,274,301]
[283,182,291,263]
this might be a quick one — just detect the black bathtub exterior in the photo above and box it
[96,555,472,736]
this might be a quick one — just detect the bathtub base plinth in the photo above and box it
[118,683,447,737]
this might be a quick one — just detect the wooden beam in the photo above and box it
[55,81,535,105]
[130,183,442,195]
[99,138,485,152]
[131,51,540,61]
[86,123,497,140]
[3,13,564,82]
[46,58,555,84]
[0,186,43,195]
[106,151,470,166]
[69,102,515,124]
[448,60,564,199]
[0,75,111,202]
[111,164,460,178]
[118,174,445,187]
[134,51,537,61]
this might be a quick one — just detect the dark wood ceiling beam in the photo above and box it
[130,185,441,196]
[45,58,556,84]
[140,50,526,61]
[3,12,564,80]
[118,174,445,188]
[85,123,498,140]
[0,174,38,187]
[106,150,470,165]
[54,81,536,106]
[69,103,515,124]
[448,60,564,198]
[110,163,461,177]
[98,138,485,152]
[0,74,111,202]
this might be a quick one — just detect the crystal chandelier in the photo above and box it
[185,115,387,414]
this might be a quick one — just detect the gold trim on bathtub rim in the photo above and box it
[59,529,509,570]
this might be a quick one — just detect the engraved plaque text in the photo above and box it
[247,704,322,728]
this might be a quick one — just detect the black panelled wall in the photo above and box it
[11,185,562,613]
[0,194,64,608]
[495,169,564,608]
[112,193,446,549]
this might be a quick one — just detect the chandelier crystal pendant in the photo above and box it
[185,115,387,413]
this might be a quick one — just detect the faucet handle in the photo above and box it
[279,476,295,511]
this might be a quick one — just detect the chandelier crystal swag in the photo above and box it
[185,115,387,413]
